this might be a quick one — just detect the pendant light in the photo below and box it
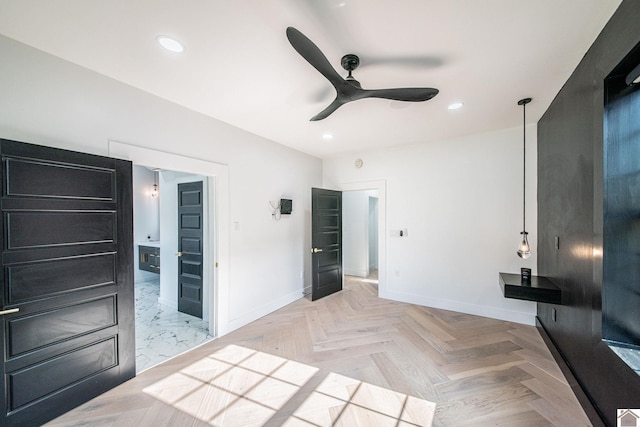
[517,97,532,259]
[150,171,159,198]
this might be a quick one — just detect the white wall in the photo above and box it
[343,190,378,277]
[323,126,538,325]
[132,165,160,284]
[0,35,322,336]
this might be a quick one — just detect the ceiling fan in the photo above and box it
[286,27,439,121]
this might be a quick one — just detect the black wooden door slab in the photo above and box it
[177,181,204,318]
[311,188,342,301]
[0,139,135,426]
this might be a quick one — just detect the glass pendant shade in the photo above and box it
[150,183,159,198]
[517,231,531,259]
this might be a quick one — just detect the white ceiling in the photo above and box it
[0,0,622,159]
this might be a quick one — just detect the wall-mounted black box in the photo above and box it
[280,199,292,214]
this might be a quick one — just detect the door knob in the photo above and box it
[311,248,323,253]
[176,252,183,257]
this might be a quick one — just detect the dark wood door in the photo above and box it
[177,181,204,318]
[311,188,342,301]
[0,139,135,426]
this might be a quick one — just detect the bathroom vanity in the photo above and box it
[139,241,160,273]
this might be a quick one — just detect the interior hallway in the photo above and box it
[49,275,590,426]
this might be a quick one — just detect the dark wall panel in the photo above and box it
[537,1,640,425]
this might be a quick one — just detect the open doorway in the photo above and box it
[133,166,212,372]
[109,140,231,374]
[343,189,380,293]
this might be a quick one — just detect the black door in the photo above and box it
[177,181,204,318]
[311,188,342,301]
[0,139,135,426]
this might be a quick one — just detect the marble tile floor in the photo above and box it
[135,279,213,373]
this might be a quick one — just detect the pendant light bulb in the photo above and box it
[517,231,531,259]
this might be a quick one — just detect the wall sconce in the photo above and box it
[517,97,532,259]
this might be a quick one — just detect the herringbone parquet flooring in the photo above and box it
[47,275,591,426]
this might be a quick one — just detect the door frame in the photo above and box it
[108,140,231,336]
[339,181,387,298]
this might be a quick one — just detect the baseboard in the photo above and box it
[536,318,606,427]
[344,268,367,277]
[222,288,303,335]
[384,289,536,325]
[157,296,177,309]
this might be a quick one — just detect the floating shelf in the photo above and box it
[499,272,561,304]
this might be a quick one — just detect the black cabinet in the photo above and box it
[139,245,160,273]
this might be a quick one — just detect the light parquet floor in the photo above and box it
[47,275,591,426]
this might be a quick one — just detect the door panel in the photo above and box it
[177,181,204,318]
[0,138,134,426]
[311,188,342,301]
[7,253,116,303]
[5,157,115,200]
[6,211,116,248]
[8,296,116,356]
[9,337,117,411]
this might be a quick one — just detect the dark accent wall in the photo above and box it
[537,1,640,426]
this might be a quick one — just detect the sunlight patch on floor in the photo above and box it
[287,372,435,426]
[143,344,435,426]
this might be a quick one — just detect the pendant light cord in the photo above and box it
[522,100,526,232]
[517,97,531,233]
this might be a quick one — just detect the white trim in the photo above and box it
[225,289,302,332]
[343,268,369,277]
[157,296,177,309]
[385,289,536,326]
[107,140,231,337]
[338,180,387,298]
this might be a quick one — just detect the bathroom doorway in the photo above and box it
[133,166,212,372]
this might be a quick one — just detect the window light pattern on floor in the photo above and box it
[143,344,436,426]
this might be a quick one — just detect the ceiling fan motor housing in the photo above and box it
[341,54,360,72]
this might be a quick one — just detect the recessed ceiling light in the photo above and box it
[448,102,464,110]
[322,133,333,140]
[156,35,185,53]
